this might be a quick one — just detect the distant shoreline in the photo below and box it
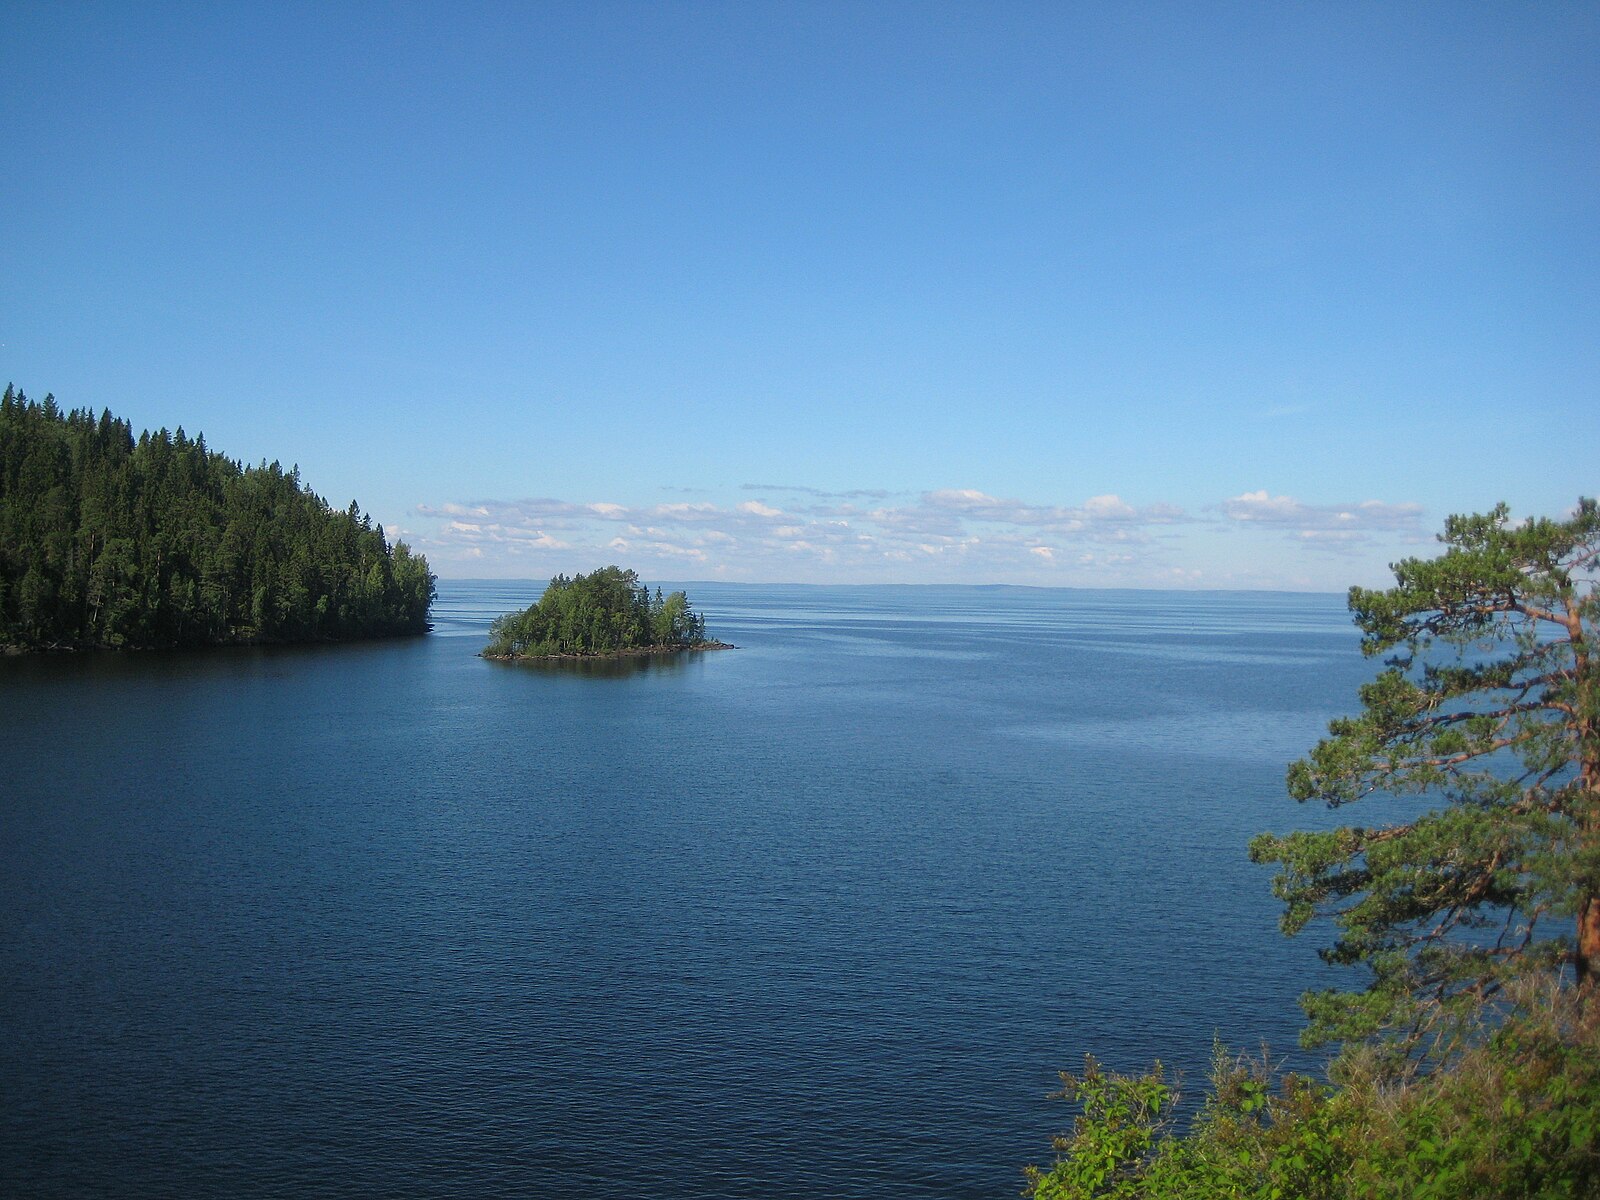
[481,640,736,663]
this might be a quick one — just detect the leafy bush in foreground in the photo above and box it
[1026,988,1600,1199]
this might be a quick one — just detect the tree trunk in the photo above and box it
[1580,896,1600,989]
[1580,742,1600,990]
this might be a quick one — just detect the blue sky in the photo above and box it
[5,2,1595,588]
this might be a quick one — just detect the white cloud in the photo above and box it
[920,488,1181,535]
[1220,490,1303,522]
[406,483,1422,586]
[927,488,996,509]
[1221,490,1422,531]
[1082,494,1137,520]
[413,487,1198,580]
[742,483,893,500]
[655,502,719,518]
[1218,491,1424,547]
[639,541,707,561]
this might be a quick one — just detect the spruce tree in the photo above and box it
[0,388,436,649]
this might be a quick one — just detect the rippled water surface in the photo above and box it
[2,583,1370,1197]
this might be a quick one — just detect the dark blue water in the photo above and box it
[1,583,1369,1197]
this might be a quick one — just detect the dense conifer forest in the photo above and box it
[484,566,720,658]
[0,386,435,649]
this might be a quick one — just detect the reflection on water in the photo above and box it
[483,647,723,678]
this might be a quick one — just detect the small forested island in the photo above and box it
[483,566,731,660]
[0,386,435,650]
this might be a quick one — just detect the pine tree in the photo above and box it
[1251,500,1600,1067]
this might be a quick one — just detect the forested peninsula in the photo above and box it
[484,566,730,660]
[0,387,435,650]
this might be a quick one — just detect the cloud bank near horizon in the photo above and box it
[396,484,1431,588]
[1216,491,1426,543]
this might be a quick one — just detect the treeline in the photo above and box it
[485,566,713,657]
[0,386,435,649]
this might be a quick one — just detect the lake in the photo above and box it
[1,581,1371,1197]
